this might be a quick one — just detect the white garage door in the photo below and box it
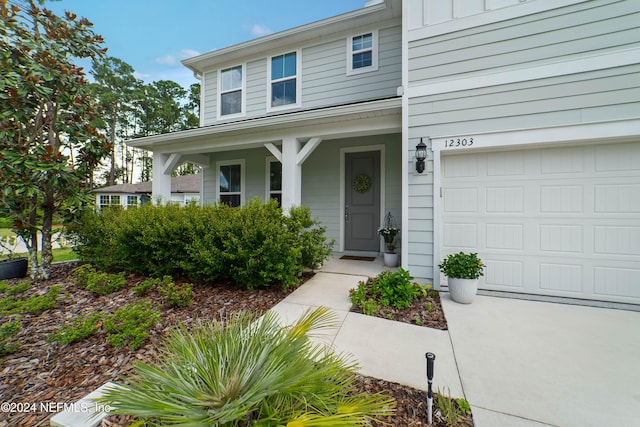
[441,141,640,304]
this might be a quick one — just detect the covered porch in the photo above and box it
[128,98,403,255]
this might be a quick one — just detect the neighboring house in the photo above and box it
[93,174,201,209]
[128,0,640,305]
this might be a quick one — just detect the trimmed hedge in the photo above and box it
[67,200,333,289]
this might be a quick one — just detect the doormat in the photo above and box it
[340,255,376,262]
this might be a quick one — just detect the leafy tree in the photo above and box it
[0,2,109,279]
[90,56,137,185]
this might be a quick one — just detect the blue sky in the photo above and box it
[47,0,366,88]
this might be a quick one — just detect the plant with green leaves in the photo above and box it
[349,268,429,312]
[435,387,472,427]
[0,2,110,280]
[0,320,21,356]
[97,307,395,426]
[103,301,159,349]
[438,252,485,280]
[48,312,102,345]
[85,271,126,296]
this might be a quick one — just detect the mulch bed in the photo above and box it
[350,291,449,330]
[0,262,467,426]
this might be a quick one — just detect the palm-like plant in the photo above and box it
[96,307,394,426]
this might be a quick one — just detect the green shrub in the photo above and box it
[68,200,333,289]
[6,281,30,296]
[0,320,21,356]
[104,301,159,349]
[85,272,126,296]
[97,308,394,425]
[67,264,96,289]
[132,278,157,296]
[438,252,485,279]
[159,281,193,308]
[349,268,429,312]
[24,285,61,314]
[48,312,102,345]
[0,281,8,293]
[1,285,60,315]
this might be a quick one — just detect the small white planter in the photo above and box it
[447,277,478,304]
[383,252,399,267]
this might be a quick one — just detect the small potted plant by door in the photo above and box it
[0,234,28,280]
[379,212,399,267]
[438,252,485,304]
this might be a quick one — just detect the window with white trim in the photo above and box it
[219,65,244,117]
[217,160,244,207]
[127,195,138,208]
[347,31,378,75]
[266,159,282,206]
[99,195,120,209]
[269,52,298,109]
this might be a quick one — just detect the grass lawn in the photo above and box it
[1,227,78,262]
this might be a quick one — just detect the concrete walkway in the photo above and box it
[271,255,640,427]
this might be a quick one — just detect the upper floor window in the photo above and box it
[269,52,299,110]
[347,31,378,75]
[219,65,244,117]
[217,160,244,207]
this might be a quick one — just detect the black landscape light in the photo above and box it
[426,352,436,425]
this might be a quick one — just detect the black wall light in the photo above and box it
[415,138,427,173]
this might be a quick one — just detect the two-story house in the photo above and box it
[128,0,640,305]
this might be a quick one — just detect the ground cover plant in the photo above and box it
[349,268,448,330]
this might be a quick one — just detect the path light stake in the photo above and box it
[426,352,436,426]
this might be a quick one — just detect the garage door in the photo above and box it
[440,141,640,304]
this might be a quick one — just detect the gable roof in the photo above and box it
[182,0,401,74]
[93,174,201,195]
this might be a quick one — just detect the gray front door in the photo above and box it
[345,151,380,252]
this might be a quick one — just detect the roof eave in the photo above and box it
[182,0,400,73]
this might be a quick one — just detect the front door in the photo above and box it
[345,151,380,252]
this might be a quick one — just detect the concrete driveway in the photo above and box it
[443,295,640,427]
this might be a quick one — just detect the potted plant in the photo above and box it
[0,234,28,280]
[378,212,399,267]
[438,252,485,304]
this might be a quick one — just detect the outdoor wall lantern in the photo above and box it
[415,139,427,173]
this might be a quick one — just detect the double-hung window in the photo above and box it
[347,31,378,75]
[218,160,244,207]
[219,65,244,117]
[269,52,298,109]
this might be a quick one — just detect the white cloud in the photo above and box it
[249,23,272,37]
[155,54,178,66]
[154,49,202,67]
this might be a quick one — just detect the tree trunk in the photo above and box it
[39,207,53,280]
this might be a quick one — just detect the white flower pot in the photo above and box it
[383,252,399,267]
[447,277,478,304]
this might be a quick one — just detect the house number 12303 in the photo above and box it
[444,138,474,148]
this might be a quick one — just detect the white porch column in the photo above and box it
[152,152,172,204]
[281,137,301,212]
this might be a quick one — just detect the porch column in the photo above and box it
[281,137,301,212]
[152,152,172,204]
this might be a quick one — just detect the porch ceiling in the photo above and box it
[126,97,402,155]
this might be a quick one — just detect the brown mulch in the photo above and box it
[350,291,449,330]
[0,262,467,426]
